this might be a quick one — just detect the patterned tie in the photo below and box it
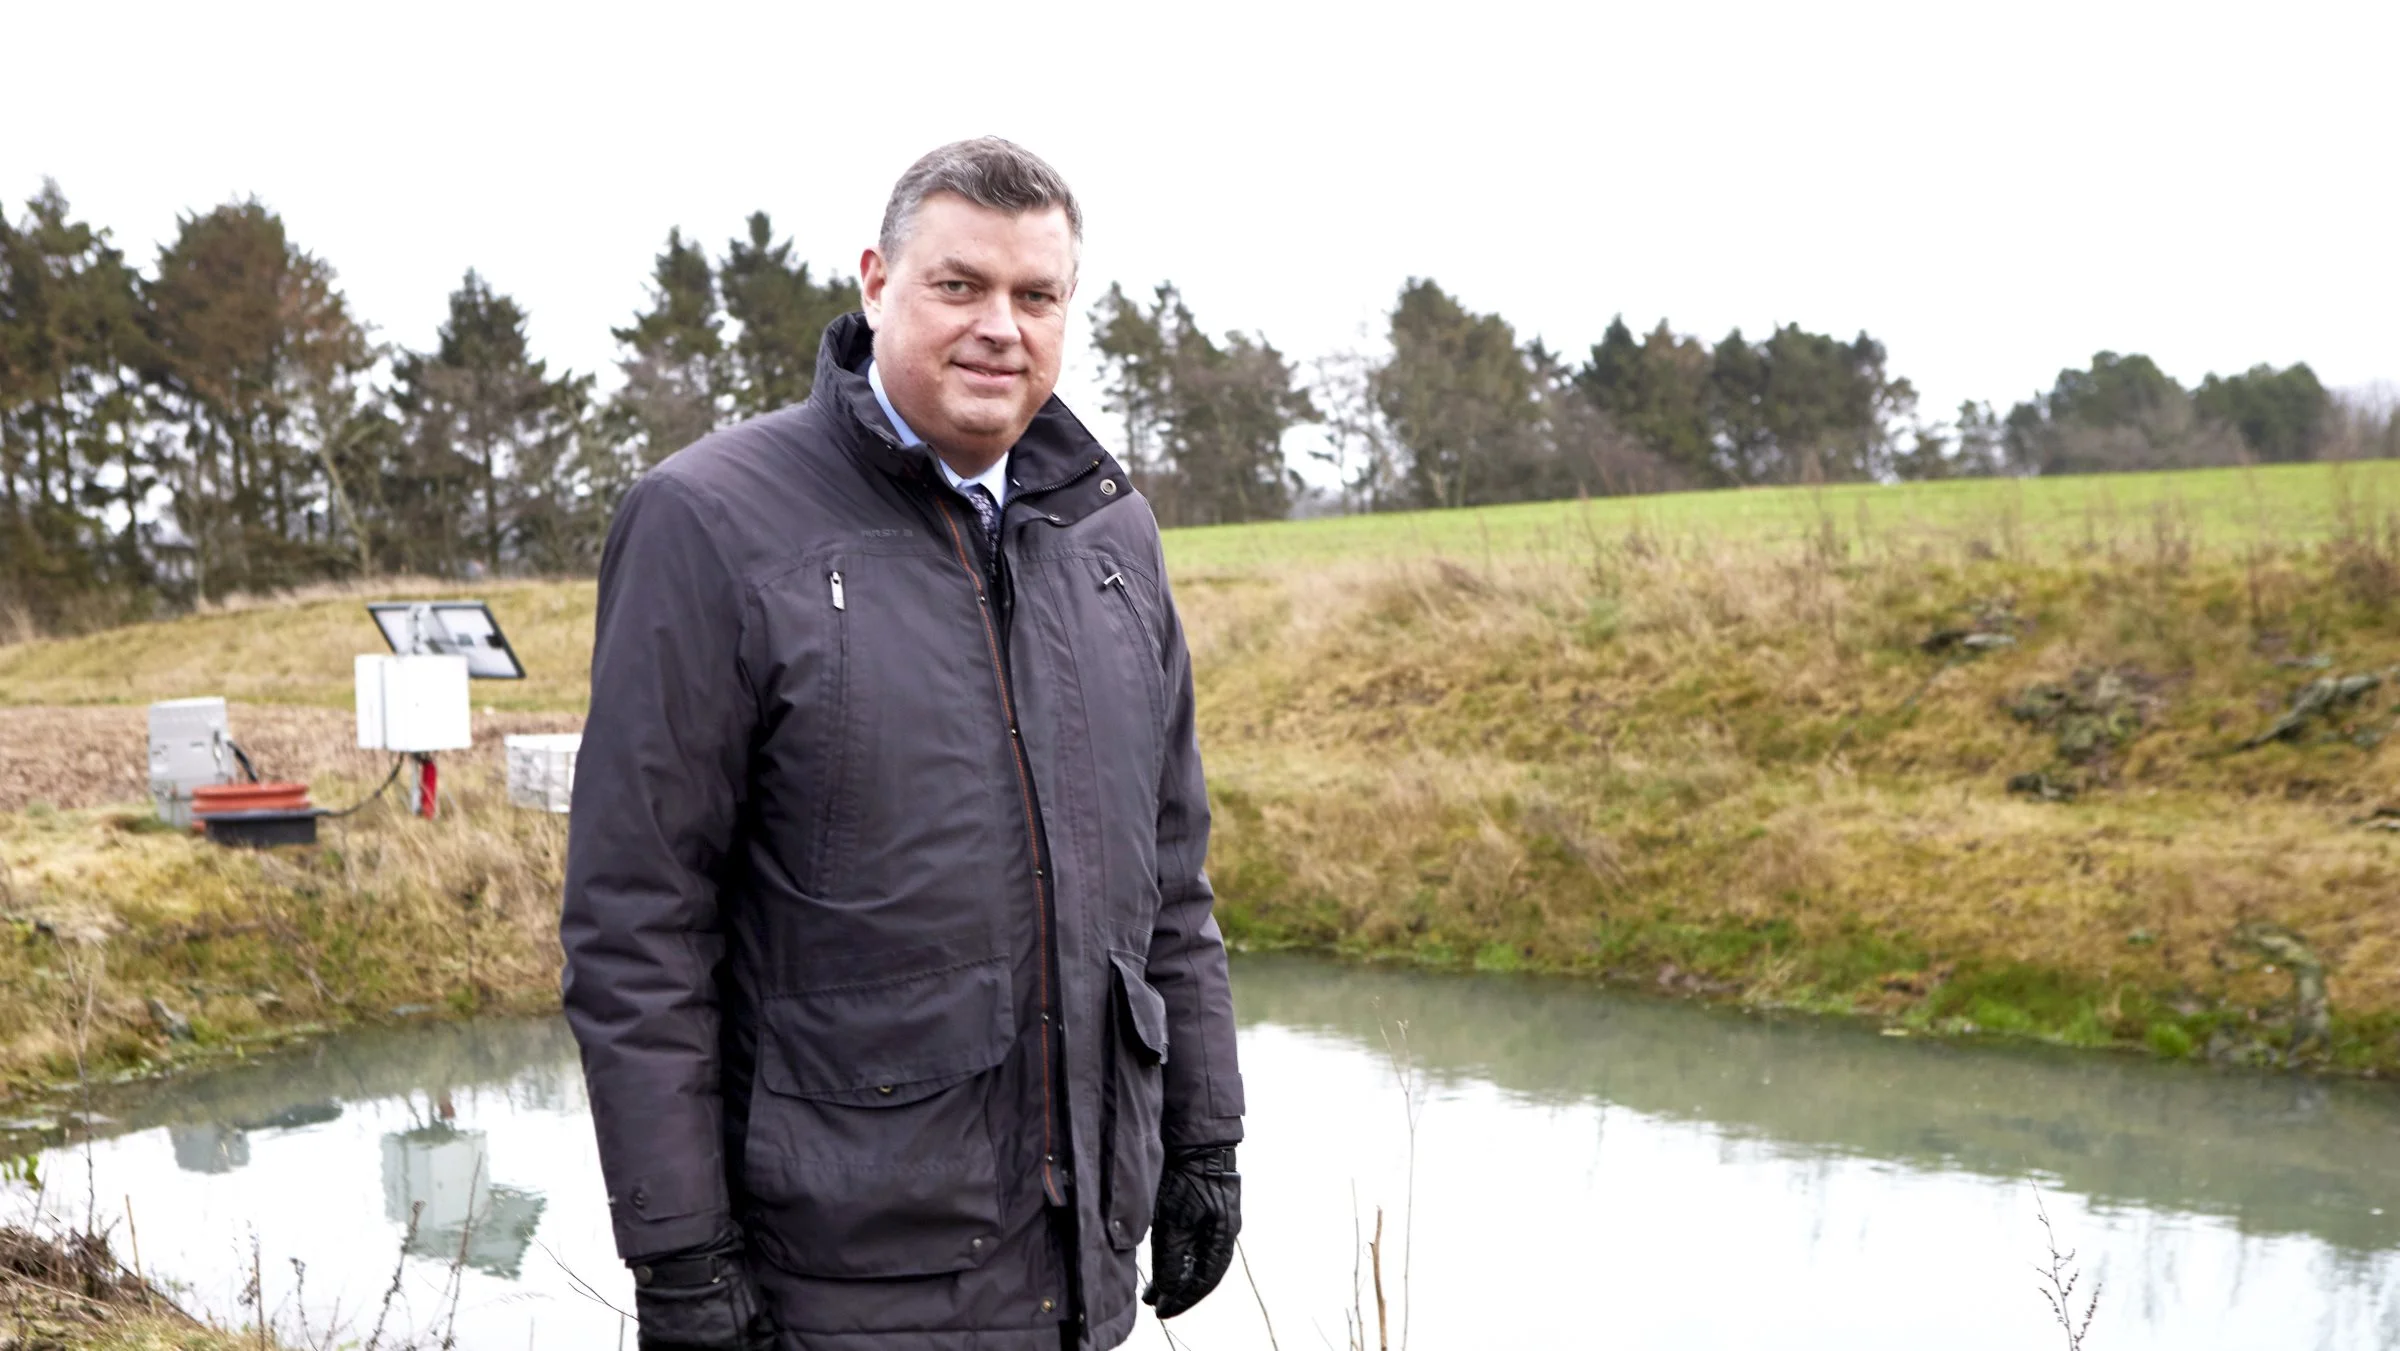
[964,484,1002,589]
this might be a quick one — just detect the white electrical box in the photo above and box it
[504,733,581,813]
[356,654,473,753]
[149,696,232,826]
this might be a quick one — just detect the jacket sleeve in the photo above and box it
[1142,531,1246,1150]
[561,473,754,1259]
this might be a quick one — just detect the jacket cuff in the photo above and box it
[606,1159,733,1259]
[1162,1113,1245,1151]
[623,1222,744,1270]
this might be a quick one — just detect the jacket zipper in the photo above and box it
[817,566,851,876]
[1099,559,1164,673]
[1099,566,1141,637]
[935,496,1064,1208]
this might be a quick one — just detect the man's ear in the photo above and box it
[860,247,888,329]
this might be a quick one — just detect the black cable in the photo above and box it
[320,755,407,819]
[226,740,260,784]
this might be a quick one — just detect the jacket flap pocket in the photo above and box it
[1111,950,1169,1065]
[760,956,1013,1101]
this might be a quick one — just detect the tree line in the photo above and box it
[5,182,2395,633]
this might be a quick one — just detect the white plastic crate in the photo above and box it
[504,733,581,813]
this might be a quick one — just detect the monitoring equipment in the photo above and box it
[153,699,316,846]
[148,697,233,827]
[504,733,581,813]
[355,654,473,754]
[359,600,520,819]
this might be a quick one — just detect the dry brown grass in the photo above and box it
[1199,528,2400,1067]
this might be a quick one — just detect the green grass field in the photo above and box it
[1163,459,2400,574]
[5,460,2400,1086]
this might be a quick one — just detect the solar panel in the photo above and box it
[366,601,527,680]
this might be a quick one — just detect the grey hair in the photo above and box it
[878,137,1083,262]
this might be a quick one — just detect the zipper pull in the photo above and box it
[830,570,846,612]
[1100,570,1125,592]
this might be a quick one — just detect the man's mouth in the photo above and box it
[953,360,1023,386]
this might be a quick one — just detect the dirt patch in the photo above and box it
[0,705,581,814]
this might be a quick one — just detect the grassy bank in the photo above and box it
[1195,532,2400,1071]
[4,463,2400,1086]
[0,752,566,1100]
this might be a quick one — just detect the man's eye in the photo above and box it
[938,280,972,296]
[1021,292,1055,307]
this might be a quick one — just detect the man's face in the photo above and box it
[861,193,1076,473]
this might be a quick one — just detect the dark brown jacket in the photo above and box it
[560,314,1243,1350]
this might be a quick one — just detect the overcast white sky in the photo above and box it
[9,0,2395,453]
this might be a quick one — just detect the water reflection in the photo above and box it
[16,1018,608,1348]
[1231,954,2400,1254]
[380,1123,546,1279]
[6,958,2396,1350]
[169,1122,249,1174]
[168,1103,343,1175]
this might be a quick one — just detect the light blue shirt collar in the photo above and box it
[868,359,1009,507]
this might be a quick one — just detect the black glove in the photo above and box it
[1142,1144,1241,1320]
[630,1230,776,1351]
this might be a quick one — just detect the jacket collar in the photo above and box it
[814,313,1131,526]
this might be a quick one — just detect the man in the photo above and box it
[560,137,1246,1351]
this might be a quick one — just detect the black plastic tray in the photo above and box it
[200,809,321,849]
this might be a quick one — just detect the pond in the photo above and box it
[17,953,2400,1349]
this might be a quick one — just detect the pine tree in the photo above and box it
[144,199,373,599]
[720,212,858,418]
[1170,325,1314,525]
[2007,353,2244,475]
[2195,363,2330,463]
[606,228,724,468]
[1374,279,1546,509]
[1090,282,1314,525]
[1575,317,1716,484]
[0,182,153,626]
[1090,282,1173,489]
[392,271,590,575]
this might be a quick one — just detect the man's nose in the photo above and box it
[969,291,1021,347]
